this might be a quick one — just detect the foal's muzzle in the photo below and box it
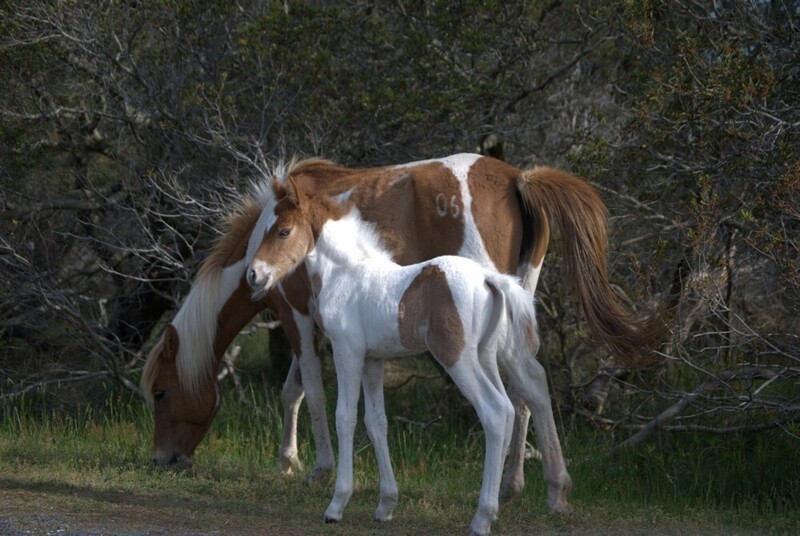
[247,264,272,293]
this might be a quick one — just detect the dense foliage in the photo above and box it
[1,1,797,447]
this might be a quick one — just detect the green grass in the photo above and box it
[1,371,798,535]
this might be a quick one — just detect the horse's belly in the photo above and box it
[365,337,419,359]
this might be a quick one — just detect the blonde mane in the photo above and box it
[142,158,344,400]
[141,336,165,405]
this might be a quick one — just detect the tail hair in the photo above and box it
[517,166,665,366]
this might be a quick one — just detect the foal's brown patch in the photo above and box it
[398,265,464,368]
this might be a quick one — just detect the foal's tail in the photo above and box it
[484,273,540,359]
[517,167,665,366]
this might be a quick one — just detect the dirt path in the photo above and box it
[1,485,785,536]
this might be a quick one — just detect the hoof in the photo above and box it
[304,466,335,486]
[549,502,573,515]
[499,480,523,502]
[278,455,303,477]
[324,517,339,524]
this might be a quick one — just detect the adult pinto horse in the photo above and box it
[246,178,570,534]
[141,153,660,498]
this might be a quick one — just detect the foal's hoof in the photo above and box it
[324,506,343,524]
[373,511,393,523]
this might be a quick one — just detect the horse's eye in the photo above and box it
[153,390,166,401]
[278,228,291,238]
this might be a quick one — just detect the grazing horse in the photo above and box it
[141,154,660,497]
[247,178,571,534]
[140,195,334,474]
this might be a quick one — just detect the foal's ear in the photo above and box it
[162,324,180,363]
[271,175,286,199]
[285,176,301,206]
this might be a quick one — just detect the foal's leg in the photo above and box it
[445,351,515,536]
[362,358,399,521]
[324,342,366,523]
[278,356,305,475]
[502,352,571,513]
[478,347,514,456]
[294,313,335,482]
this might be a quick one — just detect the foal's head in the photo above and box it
[247,178,336,296]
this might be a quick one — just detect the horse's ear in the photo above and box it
[286,176,301,206]
[162,324,179,363]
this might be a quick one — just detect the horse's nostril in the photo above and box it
[247,267,256,286]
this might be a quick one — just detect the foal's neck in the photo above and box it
[308,209,394,281]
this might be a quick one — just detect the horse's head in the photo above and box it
[247,177,317,296]
[142,324,221,469]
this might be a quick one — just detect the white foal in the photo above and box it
[247,179,571,535]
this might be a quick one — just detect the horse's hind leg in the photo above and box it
[500,387,531,500]
[502,353,571,513]
[362,358,399,522]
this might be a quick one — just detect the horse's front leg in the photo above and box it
[324,342,366,523]
[362,357,398,521]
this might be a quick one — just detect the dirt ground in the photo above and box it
[1,484,789,536]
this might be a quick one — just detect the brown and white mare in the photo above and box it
[141,153,660,495]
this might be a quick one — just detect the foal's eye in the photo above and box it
[153,390,166,401]
[278,228,291,238]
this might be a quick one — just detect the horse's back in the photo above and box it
[297,155,527,274]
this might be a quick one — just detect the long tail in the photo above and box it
[517,166,664,366]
